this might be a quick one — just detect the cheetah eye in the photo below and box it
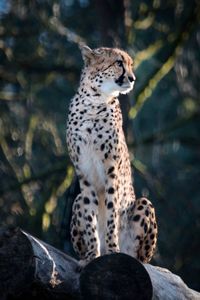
[116,60,123,67]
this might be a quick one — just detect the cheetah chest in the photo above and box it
[79,141,106,192]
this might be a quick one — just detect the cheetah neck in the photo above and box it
[78,74,120,106]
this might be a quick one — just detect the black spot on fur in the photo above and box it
[88,215,92,222]
[107,166,115,174]
[77,242,82,251]
[142,199,147,205]
[138,205,144,210]
[72,229,78,237]
[94,199,98,205]
[108,187,115,194]
[84,197,90,204]
[101,144,105,151]
[87,128,91,134]
[84,180,90,186]
[133,214,140,222]
[107,202,113,209]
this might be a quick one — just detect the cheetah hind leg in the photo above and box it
[125,197,158,263]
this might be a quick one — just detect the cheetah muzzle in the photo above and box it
[66,45,157,266]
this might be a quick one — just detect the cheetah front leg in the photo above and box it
[121,197,158,263]
[104,165,120,254]
[70,178,100,266]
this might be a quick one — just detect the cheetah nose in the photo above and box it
[128,75,136,82]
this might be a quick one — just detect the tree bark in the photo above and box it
[144,264,200,300]
[0,227,80,300]
[0,227,199,300]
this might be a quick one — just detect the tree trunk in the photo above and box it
[0,227,199,300]
[94,0,131,138]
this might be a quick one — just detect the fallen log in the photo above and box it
[144,264,200,300]
[80,253,153,300]
[0,227,199,300]
[0,227,80,300]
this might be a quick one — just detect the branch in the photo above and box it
[0,63,79,76]
[130,2,200,119]
[133,110,200,146]
[49,17,85,46]
[0,159,69,196]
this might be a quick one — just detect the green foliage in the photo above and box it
[0,0,199,291]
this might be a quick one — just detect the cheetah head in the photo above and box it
[80,45,136,97]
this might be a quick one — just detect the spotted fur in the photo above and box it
[66,45,157,265]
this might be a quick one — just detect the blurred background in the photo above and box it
[0,0,199,291]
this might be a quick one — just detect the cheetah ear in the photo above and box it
[79,44,94,64]
[79,44,101,65]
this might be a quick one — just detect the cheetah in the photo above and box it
[66,45,157,266]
